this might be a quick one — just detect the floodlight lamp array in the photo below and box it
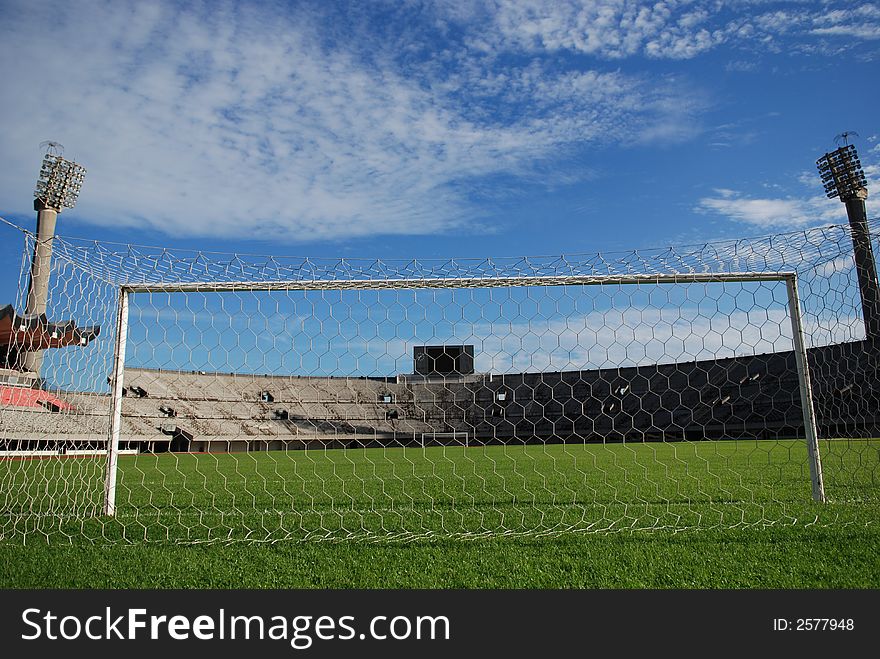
[34,154,87,210]
[817,144,867,201]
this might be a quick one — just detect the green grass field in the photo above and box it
[2,439,878,588]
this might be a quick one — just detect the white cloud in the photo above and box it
[470,1,880,59]
[1,1,874,244]
[810,4,880,39]
[468,304,796,373]
[477,0,726,59]
[811,24,880,39]
[0,0,703,242]
[698,149,880,230]
[695,191,846,228]
[809,255,855,280]
[724,59,758,72]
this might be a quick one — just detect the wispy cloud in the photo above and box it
[477,0,725,59]
[467,0,880,59]
[695,189,845,228]
[809,4,880,39]
[0,1,874,244]
[0,0,704,242]
[697,150,880,229]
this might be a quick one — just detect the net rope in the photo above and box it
[0,218,878,544]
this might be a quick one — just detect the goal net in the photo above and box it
[1,220,878,543]
[421,432,470,447]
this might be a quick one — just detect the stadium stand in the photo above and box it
[3,337,880,454]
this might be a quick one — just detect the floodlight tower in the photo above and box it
[22,142,87,375]
[817,138,880,340]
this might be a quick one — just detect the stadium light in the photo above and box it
[817,144,867,202]
[21,142,87,376]
[34,153,87,210]
[817,139,879,340]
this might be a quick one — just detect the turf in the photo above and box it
[1,439,878,588]
[3,524,879,588]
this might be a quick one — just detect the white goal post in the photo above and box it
[102,270,825,519]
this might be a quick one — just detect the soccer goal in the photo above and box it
[2,223,879,544]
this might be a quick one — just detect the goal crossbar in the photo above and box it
[120,271,798,294]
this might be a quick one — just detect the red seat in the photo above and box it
[0,386,74,411]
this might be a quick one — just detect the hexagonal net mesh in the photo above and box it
[1,219,878,543]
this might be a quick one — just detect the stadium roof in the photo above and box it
[0,304,100,369]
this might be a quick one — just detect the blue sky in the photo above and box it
[1,1,879,268]
[1,0,879,383]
